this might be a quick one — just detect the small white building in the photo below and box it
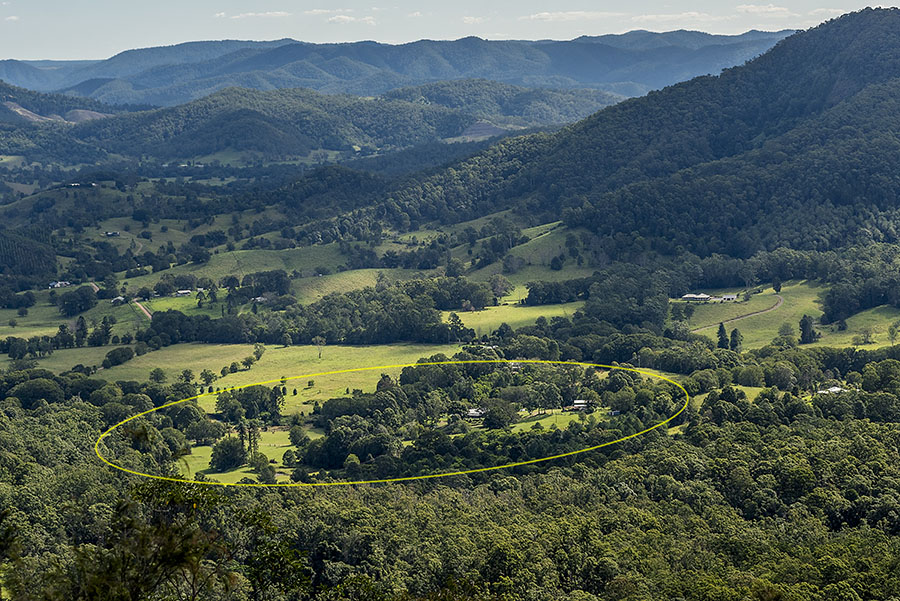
[175,290,192,297]
[722,294,738,301]
[681,293,712,302]
[816,386,847,395]
[465,408,487,419]
[48,281,71,289]
[110,296,126,305]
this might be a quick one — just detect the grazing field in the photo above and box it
[121,245,346,290]
[292,268,432,304]
[693,282,822,349]
[680,291,774,331]
[139,294,220,318]
[0,344,131,372]
[0,296,66,339]
[179,427,296,483]
[445,301,585,336]
[469,263,596,288]
[508,409,584,433]
[0,155,25,167]
[812,304,900,349]
[96,342,459,412]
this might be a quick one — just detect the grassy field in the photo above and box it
[0,155,26,168]
[445,301,585,336]
[687,280,900,350]
[139,294,221,318]
[692,282,822,349]
[122,245,345,290]
[292,268,433,304]
[812,305,900,348]
[680,291,775,331]
[0,295,67,339]
[96,342,459,414]
[469,263,596,288]
[179,427,296,483]
[508,409,584,433]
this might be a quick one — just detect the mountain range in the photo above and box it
[0,79,622,163]
[0,30,791,106]
[343,8,900,258]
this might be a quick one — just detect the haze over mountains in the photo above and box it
[0,29,791,106]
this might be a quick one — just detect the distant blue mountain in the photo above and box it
[0,30,792,106]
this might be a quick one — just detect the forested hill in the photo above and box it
[72,87,473,159]
[0,81,620,163]
[381,80,622,126]
[0,30,790,106]
[0,80,129,124]
[370,9,900,256]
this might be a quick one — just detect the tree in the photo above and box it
[729,328,743,352]
[209,437,246,471]
[772,277,782,293]
[717,323,729,349]
[799,314,819,344]
[58,286,98,317]
[289,425,310,448]
[860,326,876,345]
[242,356,256,370]
[312,335,326,359]
[483,398,517,429]
[489,274,514,298]
[149,367,167,383]
[199,369,217,386]
[179,369,195,383]
[773,322,797,348]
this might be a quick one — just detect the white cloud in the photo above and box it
[808,8,846,16]
[304,8,352,15]
[407,11,422,18]
[4,15,18,21]
[522,11,626,22]
[327,15,376,25]
[631,11,734,24]
[214,12,226,18]
[736,4,798,17]
[229,11,291,20]
[462,16,485,24]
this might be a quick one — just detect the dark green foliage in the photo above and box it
[0,230,56,276]
[102,346,134,368]
[57,286,97,317]
[383,79,621,126]
[730,328,743,352]
[209,436,245,471]
[717,323,729,349]
[136,277,481,347]
[354,10,900,262]
[75,87,474,160]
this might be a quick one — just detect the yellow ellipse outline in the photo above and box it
[95,360,690,487]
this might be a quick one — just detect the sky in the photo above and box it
[0,1,890,60]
